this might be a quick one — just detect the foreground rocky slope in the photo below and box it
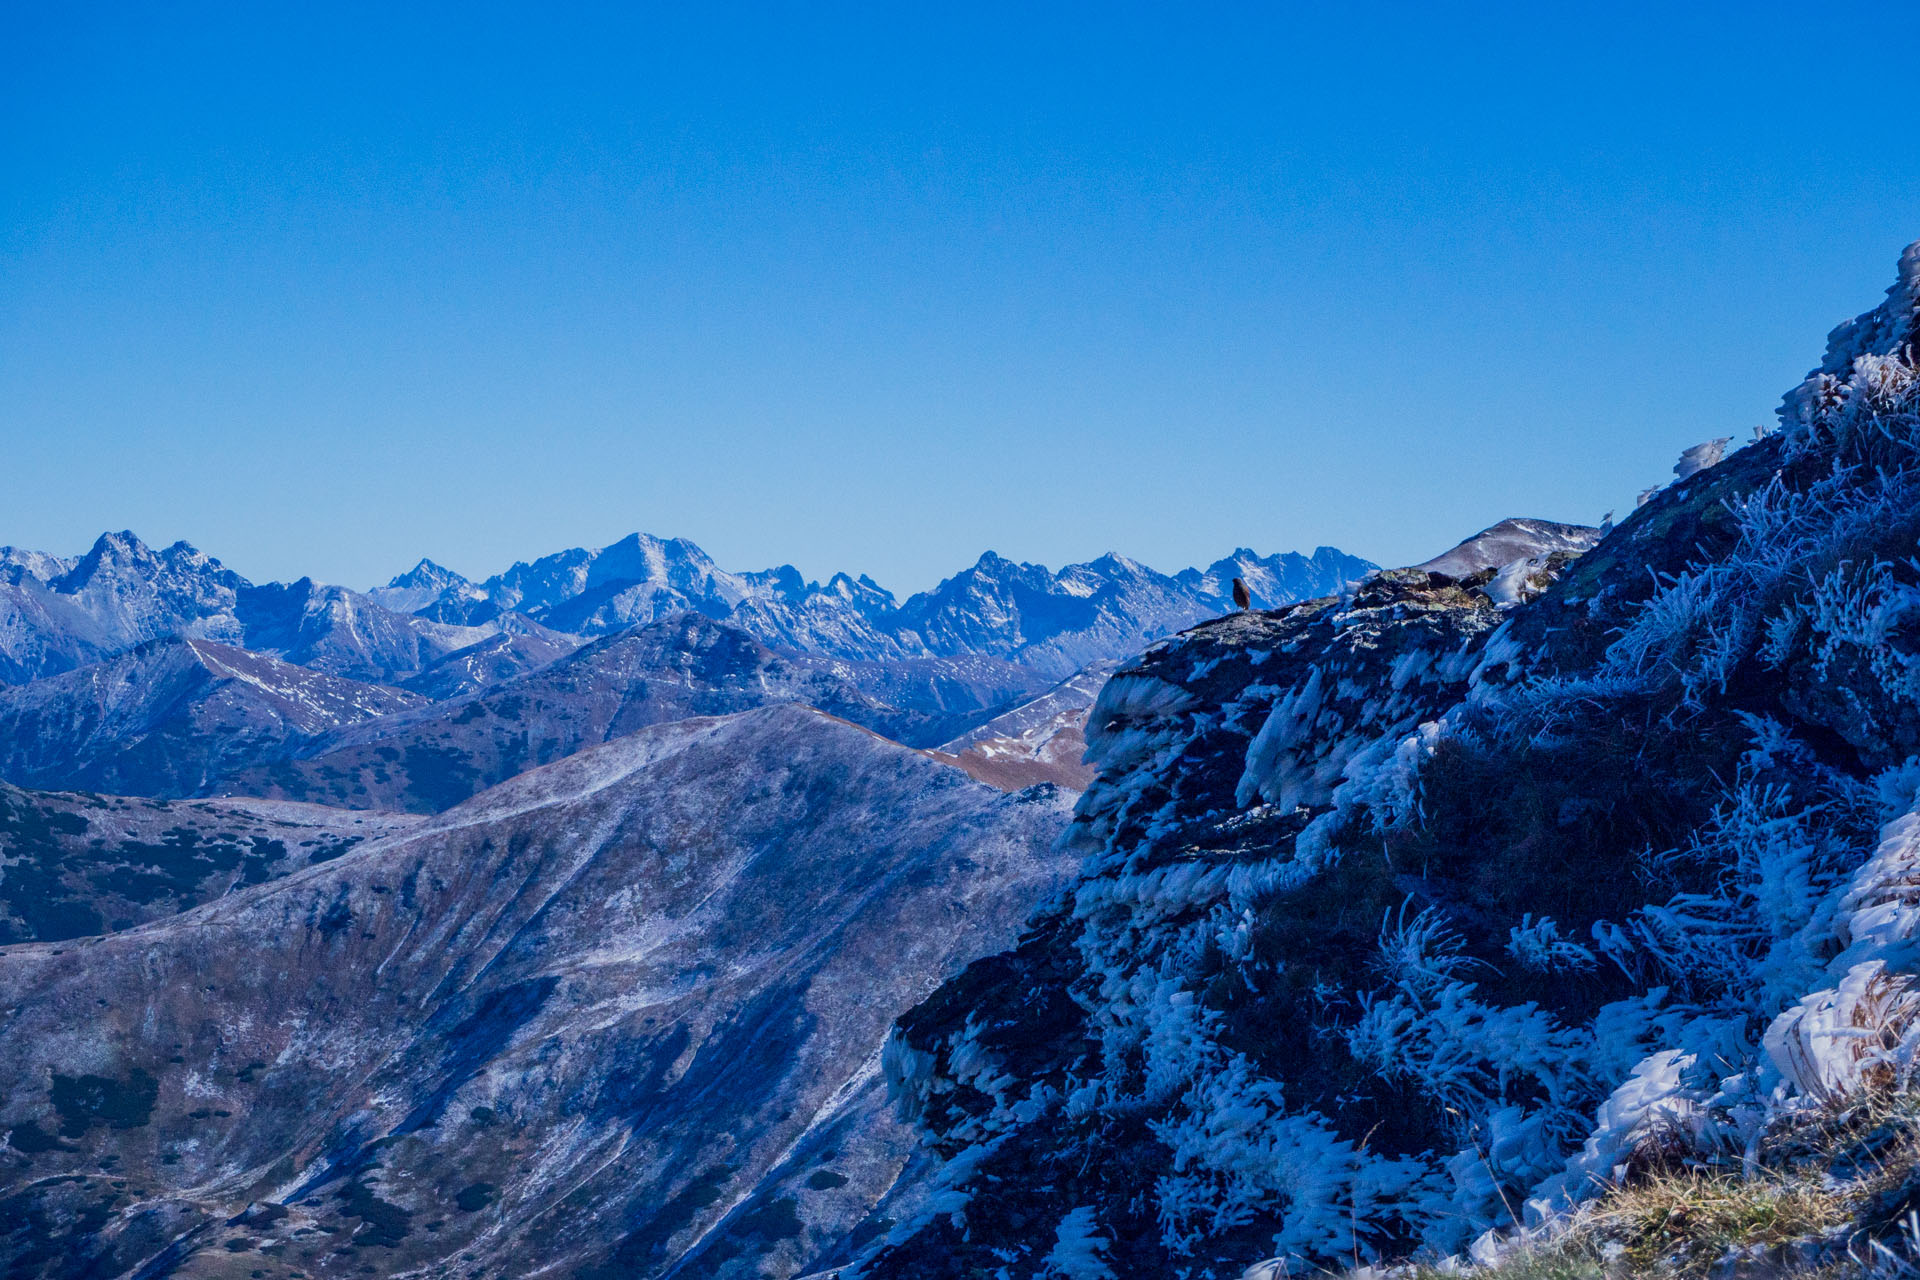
[858,242,1920,1277]
[0,705,1074,1279]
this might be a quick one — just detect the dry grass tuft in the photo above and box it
[1388,1090,1920,1279]
[1585,1171,1847,1276]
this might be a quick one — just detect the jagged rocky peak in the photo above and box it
[822,569,896,606]
[587,531,740,599]
[385,556,469,591]
[51,530,239,602]
[477,530,735,619]
[1179,544,1377,606]
[0,545,75,585]
[49,530,246,629]
[740,561,810,602]
[367,556,482,614]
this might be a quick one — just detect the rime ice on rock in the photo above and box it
[859,241,1920,1279]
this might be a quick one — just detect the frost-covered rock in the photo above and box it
[860,243,1920,1278]
[1411,517,1601,580]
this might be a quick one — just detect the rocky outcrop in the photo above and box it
[859,244,1920,1278]
[1410,517,1601,580]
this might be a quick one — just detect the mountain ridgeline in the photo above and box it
[0,532,1371,691]
[0,534,1374,805]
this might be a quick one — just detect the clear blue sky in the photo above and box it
[4,2,1917,594]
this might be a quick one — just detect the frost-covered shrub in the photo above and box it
[1151,1057,1438,1262]
[1506,916,1597,975]
[1611,774,1864,1011]
[1042,1206,1118,1279]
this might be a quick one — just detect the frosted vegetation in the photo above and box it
[861,244,1920,1277]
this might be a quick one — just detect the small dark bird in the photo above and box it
[1231,577,1251,611]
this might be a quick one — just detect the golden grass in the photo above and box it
[1584,1171,1847,1276]
[1389,1090,1920,1280]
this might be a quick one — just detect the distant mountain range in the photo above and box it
[0,532,522,688]
[0,529,1375,802]
[382,533,1375,678]
[0,529,1371,690]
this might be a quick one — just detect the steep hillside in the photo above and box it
[0,705,1074,1280]
[219,613,997,812]
[0,638,425,797]
[931,660,1118,792]
[858,243,1920,1277]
